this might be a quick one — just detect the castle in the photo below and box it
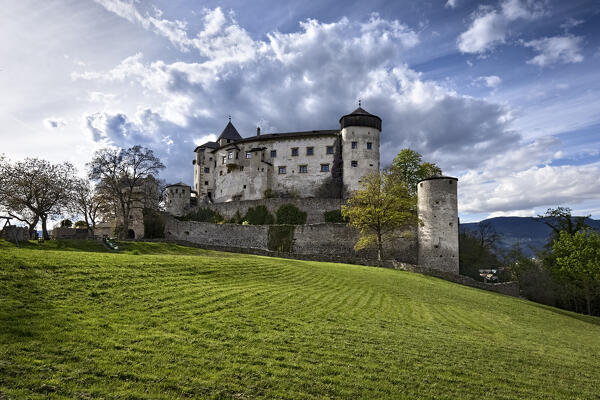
[165,106,459,274]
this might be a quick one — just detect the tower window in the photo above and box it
[351,160,358,167]
[220,171,223,176]
[326,146,334,154]
[291,148,299,156]
[222,156,226,164]
[271,150,277,158]
[320,164,330,172]
[351,141,357,149]
[306,147,314,156]
[278,166,287,174]
[204,167,210,173]
[299,165,308,173]
[367,142,372,150]
[204,181,208,185]
[240,166,244,171]
[246,152,252,159]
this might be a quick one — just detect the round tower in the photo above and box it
[339,104,381,194]
[165,183,191,217]
[417,176,459,274]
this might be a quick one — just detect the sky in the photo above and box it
[1,0,599,222]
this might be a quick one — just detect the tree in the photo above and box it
[388,149,442,195]
[341,171,418,261]
[60,219,73,228]
[537,207,589,242]
[0,157,77,239]
[88,146,165,238]
[70,178,105,235]
[552,229,600,315]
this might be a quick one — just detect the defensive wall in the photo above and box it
[206,198,345,224]
[164,215,418,264]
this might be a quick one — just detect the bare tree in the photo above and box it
[88,145,165,238]
[71,178,105,236]
[0,157,77,239]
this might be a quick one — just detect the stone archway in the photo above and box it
[127,229,135,239]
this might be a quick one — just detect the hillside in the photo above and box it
[1,240,599,399]
[460,216,600,256]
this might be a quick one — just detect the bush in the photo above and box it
[74,220,88,229]
[323,210,347,223]
[60,219,73,228]
[276,204,307,225]
[244,205,274,225]
[177,208,224,223]
[227,210,244,224]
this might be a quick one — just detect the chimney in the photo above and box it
[256,127,261,136]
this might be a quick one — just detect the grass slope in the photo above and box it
[1,240,599,399]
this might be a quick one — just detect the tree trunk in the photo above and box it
[41,214,49,240]
[584,283,592,315]
[377,232,383,262]
[27,215,39,239]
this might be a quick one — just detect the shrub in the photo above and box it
[177,208,224,223]
[276,204,307,225]
[74,220,88,229]
[244,205,274,225]
[227,210,244,224]
[60,219,73,228]
[323,210,348,223]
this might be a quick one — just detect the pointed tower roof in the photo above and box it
[217,121,243,142]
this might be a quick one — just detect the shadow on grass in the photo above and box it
[529,301,600,326]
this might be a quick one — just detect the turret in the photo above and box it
[417,176,459,274]
[165,182,191,217]
[339,104,381,194]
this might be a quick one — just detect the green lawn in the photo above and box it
[1,240,599,399]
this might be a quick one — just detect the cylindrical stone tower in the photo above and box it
[417,176,459,274]
[165,183,191,217]
[339,105,381,194]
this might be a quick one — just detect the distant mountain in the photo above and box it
[460,217,600,257]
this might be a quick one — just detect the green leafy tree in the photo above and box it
[60,219,73,228]
[244,205,274,225]
[537,207,589,243]
[552,229,600,315]
[342,171,418,261]
[74,220,88,229]
[276,204,307,225]
[388,149,442,195]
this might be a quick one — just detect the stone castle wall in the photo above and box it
[206,198,345,224]
[163,215,418,263]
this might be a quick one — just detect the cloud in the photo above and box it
[560,18,584,31]
[523,35,584,67]
[476,75,502,88]
[457,0,547,54]
[43,117,66,129]
[445,0,458,9]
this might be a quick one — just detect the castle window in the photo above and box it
[306,147,313,156]
[326,146,334,154]
[204,181,208,185]
[222,156,226,164]
[320,164,330,172]
[367,142,372,150]
[351,141,358,149]
[271,150,277,158]
[278,166,287,174]
[246,152,252,159]
[243,185,247,189]
[220,171,223,176]
[204,167,210,173]
[175,189,178,193]
[228,151,233,159]
[209,157,212,161]
[351,160,358,167]
[299,165,308,173]
[291,148,299,156]
[240,166,244,171]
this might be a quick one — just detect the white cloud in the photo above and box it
[524,35,584,67]
[477,75,502,88]
[457,0,547,54]
[43,117,66,129]
[560,18,584,31]
[445,0,458,9]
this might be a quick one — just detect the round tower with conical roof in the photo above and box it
[339,104,381,194]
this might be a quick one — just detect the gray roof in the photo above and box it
[217,121,243,142]
[194,141,219,152]
[208,129,339,152]
[166,182,190,188]
[339,107,381,130]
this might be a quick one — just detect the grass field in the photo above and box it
[1,239,599,399]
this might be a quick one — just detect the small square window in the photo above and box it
[351,160,358,167]
[326,146,334,154]
[351,141,357,149]
[271,150,277,158]
[204,167,210,173]
[306,147,313,156]
[220,171,223,176]
[246,152,252,159]
[240,166,244,171]
[209,157,212,161]
[204,181,209,185]
[243,185,247,189]
[367,142,372,150]
[320,164,330,172]
[299,165,308,173]
[278,166,287,174]
[291,148,299,156]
